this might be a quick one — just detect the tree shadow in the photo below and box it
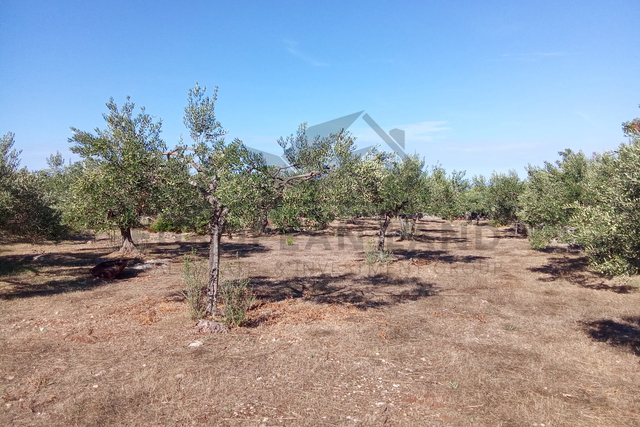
[247,272,437,324]
[141,241,270,259]
[536,246,584,255]
[484,227,527,239]
[0,276,107,299]
[392,249,490,264]
[528,256,634,293]
[412,234,469,245]
[0,255,39,276]
[584,317,640,356]
[486,234,526,240]
[0,249,121,274]
[0,251,148,299]
[415,227,459,234]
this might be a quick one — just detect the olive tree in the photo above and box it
[0,132,65,240]
[351,152,426,253]
[484,170,525,230]
[459,175,489,219]
[519,149,589,247]
[67,97,166,253]
[570,112,640,274]
[424,165,468,220]
[0,132,21,227]
[175,84,354,315]
[268,125,359,232]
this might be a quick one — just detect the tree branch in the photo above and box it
[273,169,327,188]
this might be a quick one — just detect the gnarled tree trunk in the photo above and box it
[205,205,227,316]
[119,227,136,254]
[377,215,391,253]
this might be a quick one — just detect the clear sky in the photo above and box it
[1,0,639,178]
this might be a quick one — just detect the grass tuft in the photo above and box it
[220,278,255,327]
[182,249,207,319]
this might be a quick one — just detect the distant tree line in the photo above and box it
[2,89,639,310]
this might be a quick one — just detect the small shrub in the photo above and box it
[286,235,294,246]
[364,239,394,265]
[528,226,558,249]
[150,215,179,233]
[220,278,255,327]
[364,239,377,265]
[182,249,207,319]
[377,249,394,264]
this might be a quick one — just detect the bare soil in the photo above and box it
[1,218,639,426]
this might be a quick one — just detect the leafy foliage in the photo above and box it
[220,278,255,327]
[484,170,524,227]
[424,165,468,220]
[458,175,489,218]
[520,107,640,275]
[67,97,166,251]
[182,250,207,320]
[176,83,266,315]
[349,152,426,252]
[0,133,66,240]
[570,119,640,275]
[269,124,361,232]
[519,149,589,245]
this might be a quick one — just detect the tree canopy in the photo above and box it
[67,97,167,252]
[0,132,65,240]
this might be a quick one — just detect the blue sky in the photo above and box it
[1,0,639,178]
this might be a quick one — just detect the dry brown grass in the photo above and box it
[1,218,640,426]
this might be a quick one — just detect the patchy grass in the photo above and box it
[1,218,639,426]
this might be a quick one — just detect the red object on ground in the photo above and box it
[90,259,128,279]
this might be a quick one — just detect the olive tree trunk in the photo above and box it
[377,215,391,253]
[119,227,136,254]
[205,205,228,316]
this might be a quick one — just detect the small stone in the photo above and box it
[188,340,204,347]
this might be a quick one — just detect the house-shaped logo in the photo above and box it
[247,112,406,167]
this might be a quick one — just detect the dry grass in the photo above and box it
[1,219,640,426]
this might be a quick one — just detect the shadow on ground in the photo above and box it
[485,226,528,239]
[412,234,469,245]
[0,253,147,299]
[528,256,635,293]
[393,249,490,264]
[584,317,640,356]
[536,246,585,255]
[0,276,108,299]
[249,272,437,311]
[141,241,270,259]
[0,250,117,273]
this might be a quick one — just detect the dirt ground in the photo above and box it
[1,218,639,427]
